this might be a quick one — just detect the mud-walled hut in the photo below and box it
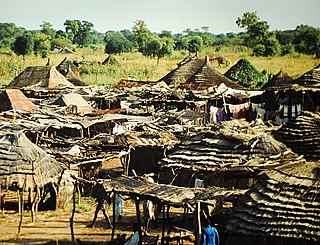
[225,158,320,245]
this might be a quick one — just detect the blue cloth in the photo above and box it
[201,225,220,245]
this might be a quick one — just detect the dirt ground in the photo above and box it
[0,199,191,245]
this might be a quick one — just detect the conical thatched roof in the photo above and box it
[56,57,80,77]
[157,54,206,86]
[102,54,121,66]
[262,69,293,90]
[225,58,267,89]
[7,66,75,89]
[273,111,320,159]
[177,58,243,90]
[226,159,320,243]
[0,131,65,188]
[291,63,320,89]
[0,89,39,112]
[56,57,86,86]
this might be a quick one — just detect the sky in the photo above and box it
[1,0,319,34]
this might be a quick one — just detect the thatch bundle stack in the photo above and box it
[273,111,320,159]
[226,159,320,244]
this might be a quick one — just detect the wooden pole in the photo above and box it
[111,191,116,240]
[17,189,23,235]
[195,201,202,245]
[135,196,142,245]
[70,181,76,242]
[161,204,165,245]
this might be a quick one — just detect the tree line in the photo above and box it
[0,12,319,62]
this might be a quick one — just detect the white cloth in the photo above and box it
[115,194,124,216]
[124,231,139,245]
[194,178,204,188]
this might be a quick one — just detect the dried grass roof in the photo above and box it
[262,70,293,90]
[273,111,320,159]
[113,79,158,89]
[7,66,75,89]
[1,89,39,112]
[0,131,65,188]
[227,159,320,242]
[159,122,296,172]
[291,63,320,89]
[101,176,245,207]
[178,59,243,90]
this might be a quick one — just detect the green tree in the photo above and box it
[132,20,154,53]
[33,32,51,58]
[236,12,281,56]
[294,25,320,58]
[64,19,80,43]
[186,36,203,54]
[0,23,25,49]
[40,21,56,40]
[104,31,133,54]
[143,36,175,65]
[74,20,94,46]
[12,32,34,61]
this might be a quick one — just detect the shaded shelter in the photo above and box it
[0,131,66,224]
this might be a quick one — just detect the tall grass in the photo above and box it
[0,45,319,86]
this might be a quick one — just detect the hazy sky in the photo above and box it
[1,0,319,34]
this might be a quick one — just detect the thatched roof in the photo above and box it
[7,66,75,89]
[273,111,320,159]
[177,58,243,90]
[114,130,179,148]
[100,176,245,207]
[0,89,39,112]
[113,79,158,89]
[56,57,80,77]
[226,159,320,243]
[56,57,86,86]
[289,63,320,90]
[159,125,296,172]
[102,55,121,66]
[0,131,65,188]
[157,54,207,86]
[262,70,294,90]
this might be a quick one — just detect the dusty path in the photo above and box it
[0,199,176,245]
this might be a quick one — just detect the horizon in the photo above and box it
[0,0,319,35]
